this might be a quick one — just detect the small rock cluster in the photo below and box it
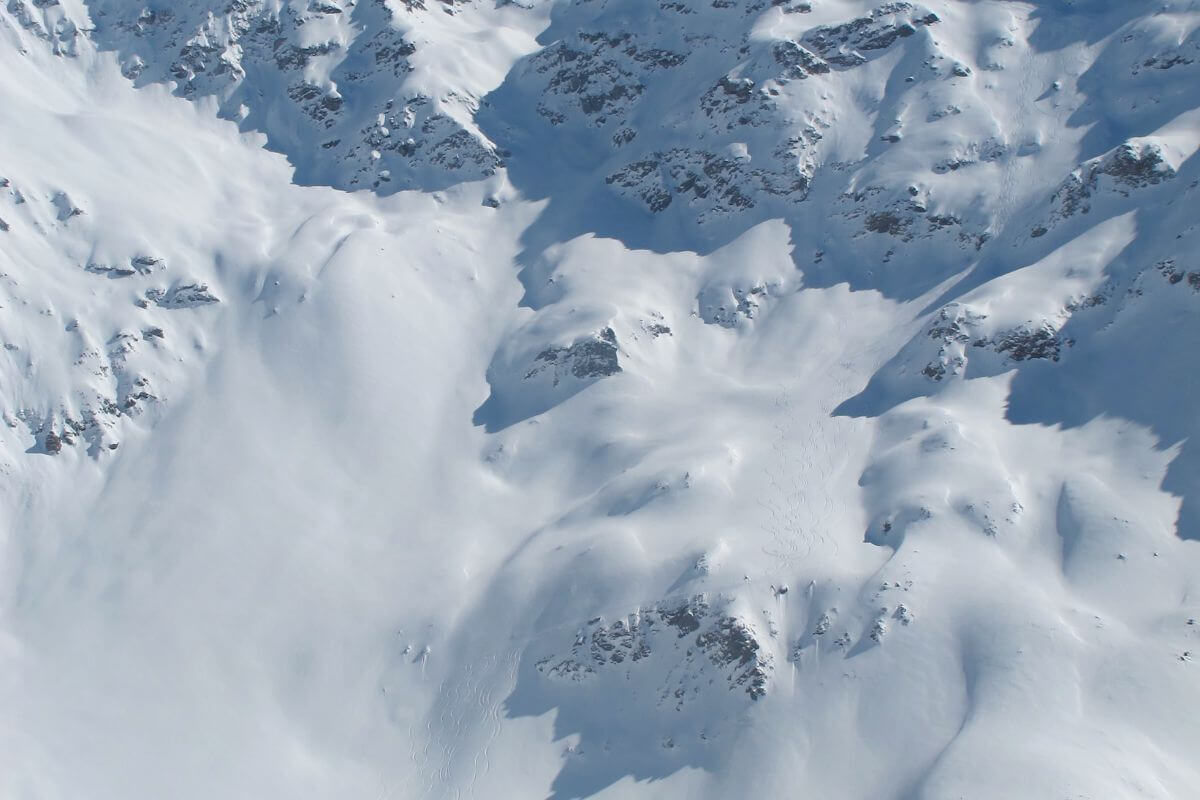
[537,594,772,703]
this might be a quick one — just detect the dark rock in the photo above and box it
[661,600,705,636]
[803,3,938,69]
[772,39,830,79]
[1051,142,1175,223]
[695,616,769,699]
[644,322,672,337]
[275,41,339,71]
[865,210,910,236]
[607,146,810,217]
[146,283,220,309]
[525,328,621,385]
[131,255,162,274]
[538,594,772,702]
[988,324,1067,362]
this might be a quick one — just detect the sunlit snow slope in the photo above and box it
[2,1,1199,798]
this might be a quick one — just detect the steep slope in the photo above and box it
[2,1,1199,799]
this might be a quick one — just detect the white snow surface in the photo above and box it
[2,1,1200,798]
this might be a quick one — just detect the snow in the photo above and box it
[2,1,1200,798]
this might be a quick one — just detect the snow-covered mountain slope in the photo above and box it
[2,1,1199,798]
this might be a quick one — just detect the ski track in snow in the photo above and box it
[759,328,849,572]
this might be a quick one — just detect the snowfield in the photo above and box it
[2,1,1199,798]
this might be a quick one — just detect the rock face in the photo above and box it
[919,304,1073,381]
[605,146,812,219]
[990,325,1068,363]
[536,595,772,703]
[801,2,939,69]
[697,283,771,328]
[494,0,952,229]
[29,0,981,242]
[1042,141,1178,234]
[146,283,221,309]
[475,325,626,430]
[84,0,510,192]
[524,327,621,386]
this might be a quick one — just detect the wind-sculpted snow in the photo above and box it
[0,131,228,455]
[4,1,1200,799]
